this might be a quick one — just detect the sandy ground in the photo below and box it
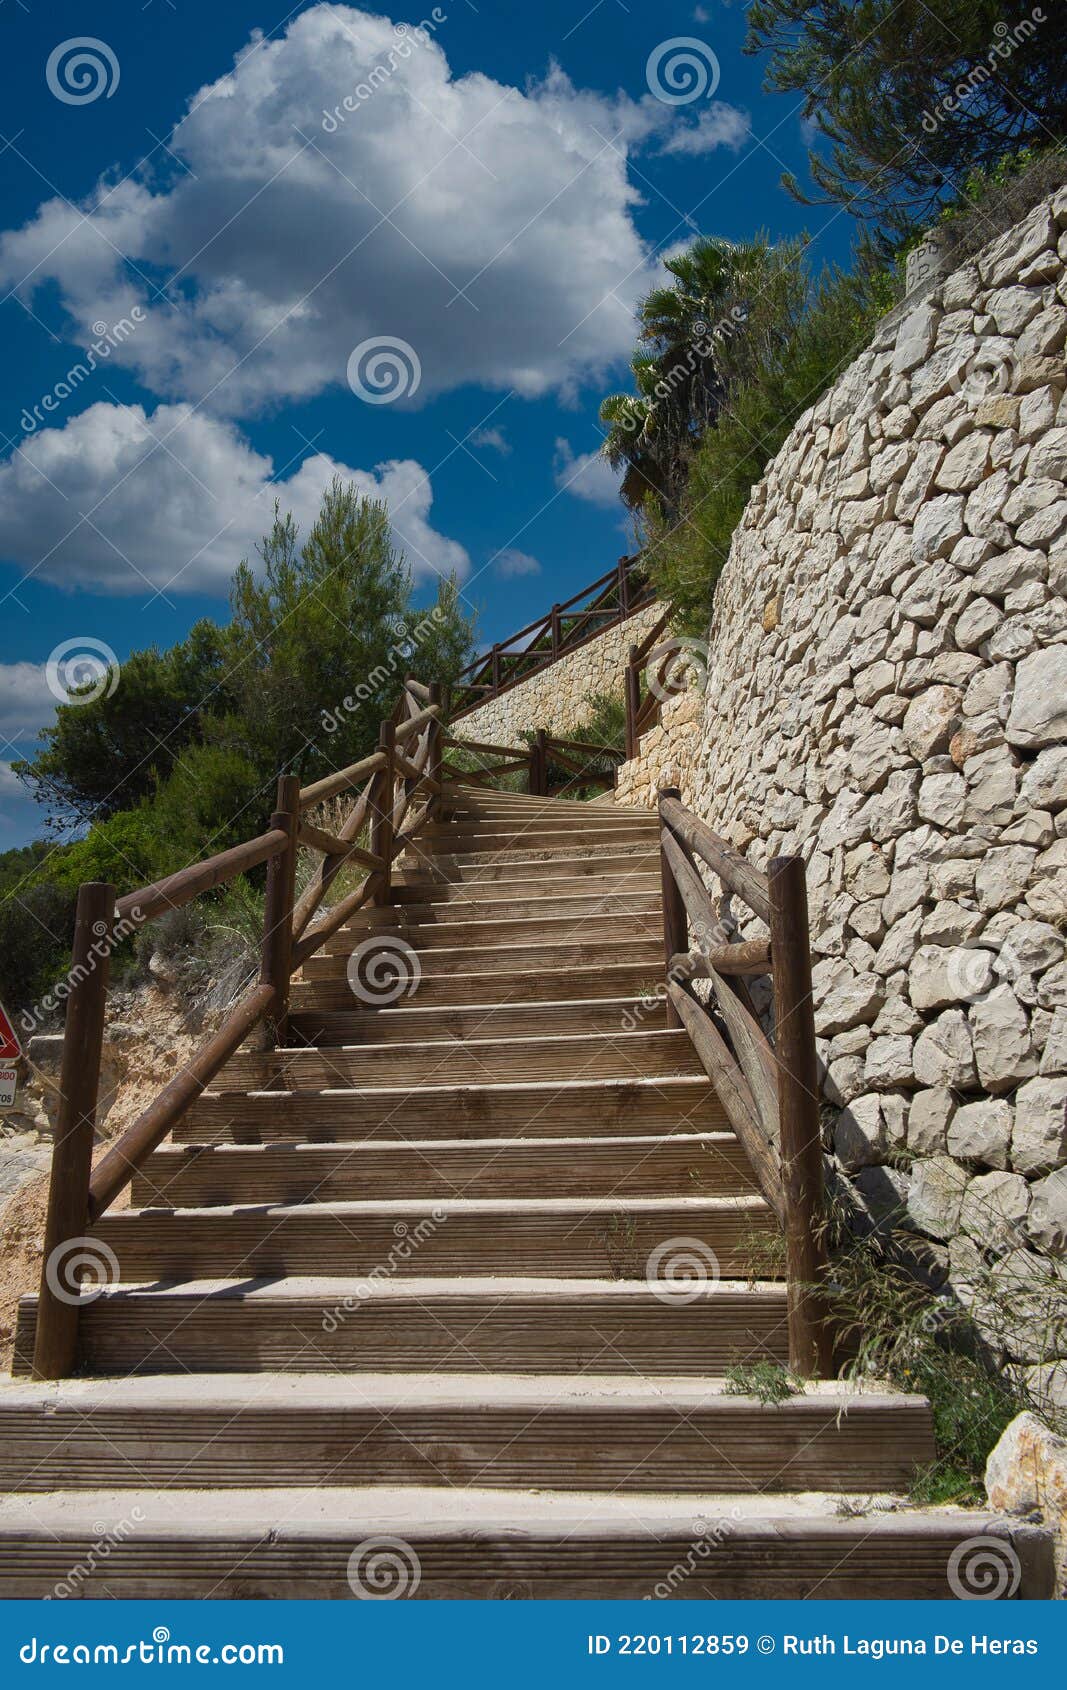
[0,986,221,1374]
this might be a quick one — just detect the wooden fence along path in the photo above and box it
[448,554,653,718]
[0,674,1050,1598]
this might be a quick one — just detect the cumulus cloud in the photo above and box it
[470,428,511,455]
[492,548,540,577]
[0,662,58,747]
[553,438,622,508]
[0,761,24,796]
[0,6,696,416]
[0,402,468,594]
[660,105,750,155]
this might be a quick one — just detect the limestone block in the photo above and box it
[907,1087,956,1155]
[1012,1076,1067,1175]
[908,1155,970,1239]
[971,985,1038,1093]
[913,1007,978,1088]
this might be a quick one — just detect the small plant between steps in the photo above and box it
[724,1361,801,1405]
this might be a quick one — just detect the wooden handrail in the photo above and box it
[655,785,830,1377]
[87,982,278,1221]
[449,556,653,715]
[298,750,386,811]
[660,795,771,924]
[114,830,287,925]
[33,676,447,1379]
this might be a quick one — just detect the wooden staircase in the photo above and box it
[0,784,1051,1597]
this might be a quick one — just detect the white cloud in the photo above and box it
[0,663,57,746]
[470,427,511,455]
[0,761,25,796]
[493,547,540,578]
[0,6,681,416]
[0,402,468,594]
[553,438,621,509]
[660,105,750,155]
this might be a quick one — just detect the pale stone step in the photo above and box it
[0,1375,935,1495]
[177,1074,725,1143]
[132,1132,753,1206]
[13,1277,789,1377]
[0,1486,1050,1599]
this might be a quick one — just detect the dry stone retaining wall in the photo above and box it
[616,188,1067,1399]
[454,601,661,744]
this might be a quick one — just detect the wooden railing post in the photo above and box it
[33,881,114,1380]
[491,644,501,695]
[260,773,300,1047]
[618,555,630,614]
[369,718,396,905]
[768,855,833,1378]
[550,605,561,657]
[658,789,687,1030]
[625,646,640,760]
[427,682,443,818]
[531,729,548,797]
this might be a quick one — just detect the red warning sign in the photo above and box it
[0,1000,21,1061]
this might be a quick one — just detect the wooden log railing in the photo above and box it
[449,555,654,718]
[438,727,625,799]
[656,786,833,1378]
[623,606,673,759]
[32,676,443,1380]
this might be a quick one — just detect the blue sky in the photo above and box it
[0,0,858,846]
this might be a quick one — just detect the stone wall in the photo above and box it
[614,188,1067,1399]
[454,601,662,744]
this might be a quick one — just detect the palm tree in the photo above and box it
[600,236,778,522]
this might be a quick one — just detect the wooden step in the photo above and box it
[292,959,669,1007]
[301,935,664,981]
[419,828,656,858]
[319,907,661,954]
[131,1132,758,1207]
[288,995,669,1048]
[343,887,663,928]
[13,1278,790,1376]
[91,1195,777,1282]
[215,1029,704,1091]
[394,848,658,885]
[177,1075,725,1143]
[0,1376,935,1494]
[0,1487,1049,1598]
